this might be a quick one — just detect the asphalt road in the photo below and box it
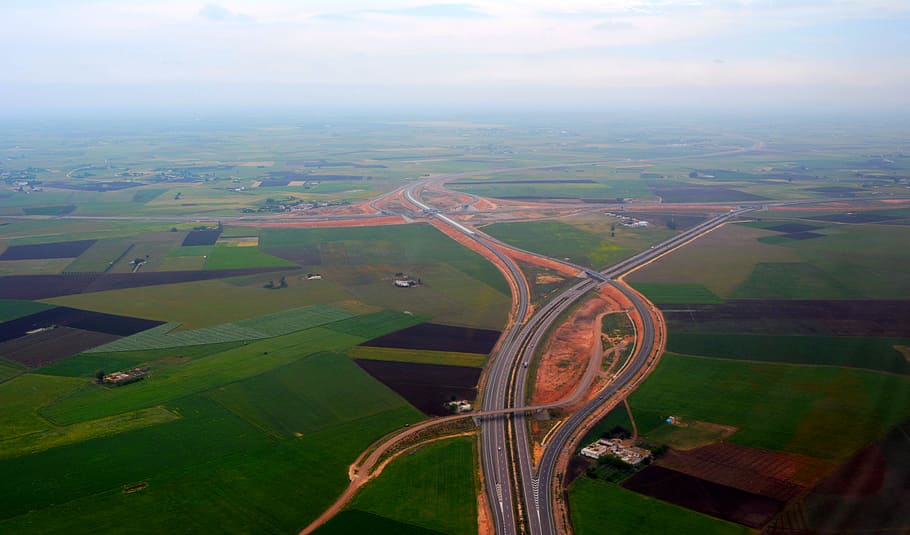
[406,178,751,535]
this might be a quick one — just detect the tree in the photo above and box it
[689,171,699,178]
[95,370,105,384]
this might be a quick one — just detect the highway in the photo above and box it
[405,178,750,535]
[405,181,529,534]
[522,207,751,535]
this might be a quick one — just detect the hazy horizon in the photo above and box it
[3,1,909,115]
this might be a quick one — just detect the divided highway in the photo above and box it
[405,179,751,535]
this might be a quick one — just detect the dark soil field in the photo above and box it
[0,239,96,260]
[353,359,481,416]
[648,184,768,203]
[362,323,501,354]
[0,326,119,367]
[765,223,822,233]
[766,420,910,535]
[181,229,222,246]
[805,186,862,196]
[656,443,831,502]
[0,267,289,299]
[777,231,824,240]
[43,181,143,191]
[0,306,163,342]
[451,179,597,185]
[622,465,785,528]
[662,299,910,337]
[257,179,290,187]
[268,171,363,181]
[566,456,596,486]
[807,212,901,223]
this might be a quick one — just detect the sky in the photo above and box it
[2,0,909,114]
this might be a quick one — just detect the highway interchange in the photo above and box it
[402,175,752,535]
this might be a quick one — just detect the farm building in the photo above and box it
[581,438,652,465]
[103,367,148,387]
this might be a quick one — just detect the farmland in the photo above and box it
[347,437,478,535]
[2,114,909,534]
[355,359,482,416]
[0,303,429,533]
[569,478,750,535]
[666,333,910,374]
[627,353,910,460]
[629,219,910,300]
[346,346,487,368]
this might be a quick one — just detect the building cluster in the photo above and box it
[393,273,421,287]
[580,438,652,465]
[603,213,651,228]
[103,367,148,387]
[446,400,473,413]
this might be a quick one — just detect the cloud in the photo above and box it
[198,4,254,23]
[592,20,636,31]
[367,3,491,18]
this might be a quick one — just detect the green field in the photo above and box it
[630,221,910,300]
[64,238,134,273]
[206,351,420,437]
[629,282,723,304]
[315,511,445,535]
[260,224,510,295]
[36,342,246,378]
[0,394,418,533]
[628,353,910,460]
[579,404,634,449]
[45,278,354,329]
[667,333,910,375]
[203,244,296,270]
[346,346,487,368]
[46,224,511,330]
[0,299,54,322]
[166,244,213,257]
[40,327,364,425]
[324,310,428,339]
[85,304,354,352]
[349,437,477,535]
[627,223,800,297]
[484,220,625,268]
[569,478,751,535]
[0,358,26,383]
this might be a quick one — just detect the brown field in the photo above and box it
[0,327,119,367]
[622,465,785,528]
[656,442,833,501]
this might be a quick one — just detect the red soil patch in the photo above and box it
[472,197,498,211]
[657,443,833,501]
[423,187,476,209]
[530,287,624,405]
[502,247,581,278]
[253,215,406,228]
